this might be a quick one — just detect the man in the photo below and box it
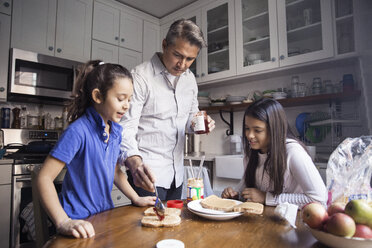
[119,19,215,200]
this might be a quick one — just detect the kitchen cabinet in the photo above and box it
[93,0,143,52]
[334,0,355,55]
[0,162,12,248]
[0,13,10,102]
[200,0,236,82]
[11,0,93,62]
[235,0,334,74]
[0,0,11,15]
[91,40,142,71]
[142,20,161,62]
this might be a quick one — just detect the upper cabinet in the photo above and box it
[93,0,143,52]
[236,0,333,74]
[334,0,355,55]
[11,0,93,62]
[0,0,11,15]
[0,13,10,101]
[143,20,161,61]
[200,0,236,82]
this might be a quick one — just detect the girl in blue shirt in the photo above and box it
[37,60,156,239]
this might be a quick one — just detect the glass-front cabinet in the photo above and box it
[184,14,202,79]
[334,0,355,55]
[200,0,235,83]
[235,0,279,74]
[236,0,333,74]
[277,0,333,66]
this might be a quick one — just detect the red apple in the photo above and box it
[327,213,356,237]
[353,224,372,239]
[302,202,329,229]
[327,202,345,216]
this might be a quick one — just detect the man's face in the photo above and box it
[161,38,200,76]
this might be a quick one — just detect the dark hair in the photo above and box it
[67,60,133,122]
[165,19,207,49]
[242,98,303,195]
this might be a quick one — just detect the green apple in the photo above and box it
[345,200,372,228]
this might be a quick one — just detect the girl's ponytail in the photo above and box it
[67,60,102,122]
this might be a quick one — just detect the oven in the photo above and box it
[1,129,62,247]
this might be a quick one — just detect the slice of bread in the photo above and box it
[144,207,181,216]
[233,202,264,214]
[141,215,181,227]
[200,195,238,212]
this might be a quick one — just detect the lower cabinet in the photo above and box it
[111,186,131,207]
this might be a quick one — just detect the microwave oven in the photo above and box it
[8,48,82,104]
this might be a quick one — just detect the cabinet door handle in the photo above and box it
[0,87,4,92]
[271,57,276,62]
[279,55,285,60]
[195,74,199,78]
[48,46,54,51]
[117,196,122,200]
[201,73,205,77]
[115,36,119,40]
[57,48,62,53]
[121,38,125,42]
[4,2,10,7]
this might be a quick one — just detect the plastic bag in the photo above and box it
[326,136,372,206]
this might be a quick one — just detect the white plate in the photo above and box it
[188,207,244,221]
[187,199,243,215]
[306,224,372,248]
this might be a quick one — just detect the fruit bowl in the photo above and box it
[305,224,372,248]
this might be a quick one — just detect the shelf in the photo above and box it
[309,119,360,126]
[200,90,361,114]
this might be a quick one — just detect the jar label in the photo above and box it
[194,115,205,132]
[187,186,204,202]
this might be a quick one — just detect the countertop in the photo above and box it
[44,203,323,248]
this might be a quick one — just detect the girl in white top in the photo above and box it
[222,98,327,207]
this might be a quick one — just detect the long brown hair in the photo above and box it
[67,60,133,122]
[242,98,302,195]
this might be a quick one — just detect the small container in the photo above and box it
[27,115,39,129]
[342,74,354,91]
[167,200,184,209]
[1,107,10,128]
[324,80,333,94]
[194,111,209,134]
[187,178,204,202]
[54,116,63,130]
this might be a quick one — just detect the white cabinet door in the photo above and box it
[11,0,57,56]
[200,0,236,82]
[235,0,279,74]
[277,0,333,66]
[143,20,160,61]
[120,11,143,52]
[119,47,142,71]
[92,1,120,46]
[0,185,11,248]
[91,40,119,63]
[0,0,11,15]
[55,0,92,62]
[0,13,10,101]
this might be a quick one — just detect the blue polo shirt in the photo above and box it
[50,107,123,219]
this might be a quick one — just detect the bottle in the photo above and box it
[19,106,28,129]
[37,104,45,130]
[1,107,10,128]
[11,107,21,129]
[62,107,68,130]
[187,178,204,202]
[194,111,209,134]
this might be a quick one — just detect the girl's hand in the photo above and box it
[56,218,95,238]
[221,187,239,199]
[241,188,266,204]
[132,196,156,207]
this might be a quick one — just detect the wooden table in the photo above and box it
[45,203,327,248]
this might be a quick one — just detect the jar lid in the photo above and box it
[156,239,184,248]
[167,200,184,209]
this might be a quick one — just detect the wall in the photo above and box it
[198,62,367,156]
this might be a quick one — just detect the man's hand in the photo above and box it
[126,156,155,192]
[56,218,95,238]
[207,115,215,133]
